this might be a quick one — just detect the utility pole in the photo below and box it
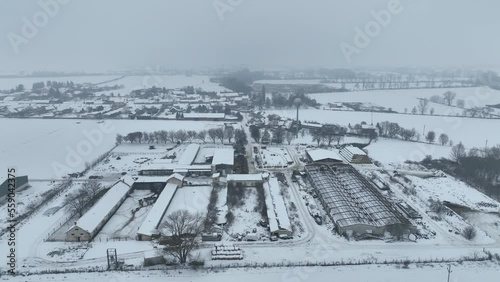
[446,264,452,282]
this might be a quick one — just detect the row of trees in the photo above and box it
[376,121,451,145]
[116,126,248,154]
[63,181,103,217]
[250,126,296,145]
[310,125,347,146]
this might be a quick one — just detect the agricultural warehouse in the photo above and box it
[66,176,135,242]
[306,149,344,165]
[305,164,415,238]
[137,182,180,241]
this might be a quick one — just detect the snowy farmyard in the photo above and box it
[1,1,500,281]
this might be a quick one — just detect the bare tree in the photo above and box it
[82,180,102,203]
[439,133,449,146]
[187,130,197,143]
[197,130,207,143]
[450,142,466,163]
[176,130,188,143]
[214,128,225,144]
[207,128,217,144]
[160,210,204,264]
[462,226,477,240]
[442,91,457,106]
[418,98,429,115]
[64,188,90,217]
[224,126,235,143]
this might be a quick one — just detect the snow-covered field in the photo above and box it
[97,75,229,95]
[0,119,227,179]
[0,75,121,91]
[309,87,500,115]
[6,262,500,282]
[266,109,500,149]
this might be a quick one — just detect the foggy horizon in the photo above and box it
[2,0,500,74]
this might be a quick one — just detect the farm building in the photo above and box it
[264,177,292,236]
[305,164,415,239]
[226,173,269,187]
[306,149,344,165]
[139,164,212,176]
[0,175,29,203]
[137,182,179,241]
[182,113,226,121]
[211,148,234,175]
[339,146,371,164]
[66,176,134,242]
[177,144,200,165]
[132,174,184,191]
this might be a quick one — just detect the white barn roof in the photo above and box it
[75,176,134,234]
[212,148,234,166]
[227,174,264,182]
[264,177,291,232]
[177,144,200,165]
[137,183,179,237]
[343,146,367,156]
[306,149,343,162]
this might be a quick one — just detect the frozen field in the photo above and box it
[266,109,500,149]
[0,119,227,179]
[97,75,229,95]
[309,87,500,115]
[8,262,500,282]
[0,75,121,91]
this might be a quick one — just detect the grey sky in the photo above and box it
[1,0,500,73]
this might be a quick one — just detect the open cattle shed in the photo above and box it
[66,176,135,242]
[306,149,344,165]
[305,164,415,238]
[339,146,371,164]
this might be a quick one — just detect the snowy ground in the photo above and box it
[97,75,230,95]
[266,109,500,149]
[163,186,212,219]
[96,190,155,240]
[4,261,499,282]
[0,75,121,91]
[0,119,226,179]
[309,87,500,115]
[225,188,268,240]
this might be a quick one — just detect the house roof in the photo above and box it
[212,148,234,166]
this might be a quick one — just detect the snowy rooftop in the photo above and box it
[140,163,211,172]
[177,144,200,165]
[212,148,234,166]
[306,149,344,162]
[137,183,179,237]
[227,173,265,182]
[342,146,367,156]
[183,113,225,119]
[74,176,134,234]
[264,177,292,232]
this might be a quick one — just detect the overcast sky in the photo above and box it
[1,0,500,73]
